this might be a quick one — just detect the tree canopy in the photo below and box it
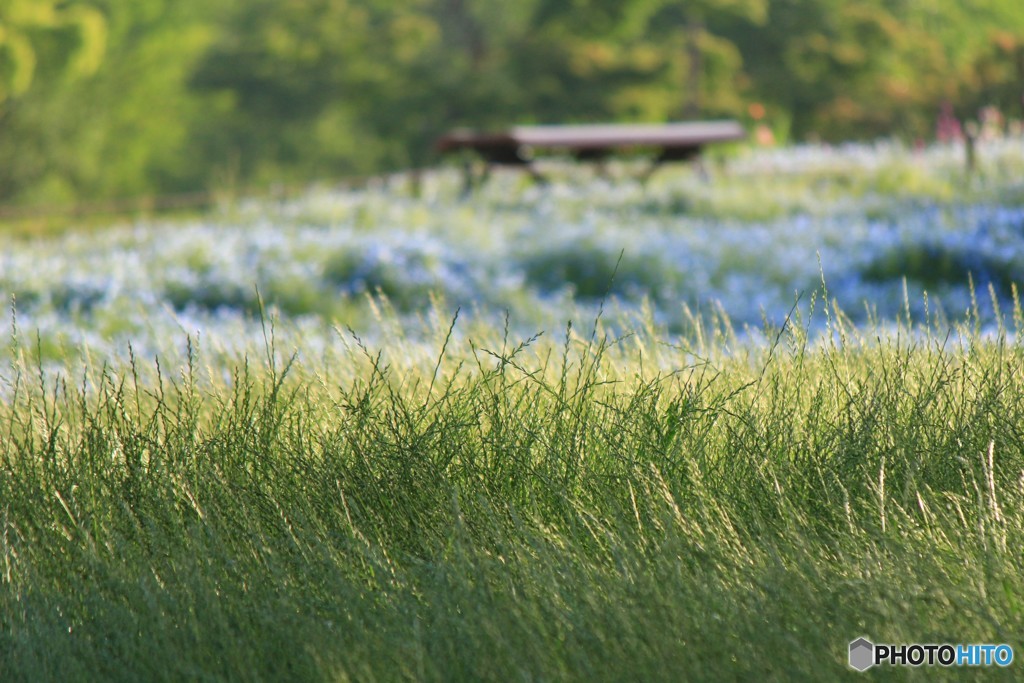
[1,0,1022,205]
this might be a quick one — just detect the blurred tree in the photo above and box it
[731,0,948,140]
[0,0,229,204]
[0,0,106,103]
[955,32,1024,123]
[3,0,1024,206]
[650,0,766,118]
[0,0,108,203]
[192,0,415,180]
[192,0,557,176]
[731,0,1024,141]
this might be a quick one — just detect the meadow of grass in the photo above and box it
[2,139,1024,680]
[2,303,1024,681]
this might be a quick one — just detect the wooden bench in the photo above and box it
[436,120,746,187]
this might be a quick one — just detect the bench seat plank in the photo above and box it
[438,120,744,156]
[435,120,746,188]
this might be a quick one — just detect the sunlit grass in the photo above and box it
[2,297,1023,680]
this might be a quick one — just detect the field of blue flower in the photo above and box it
[4,138,1024,368]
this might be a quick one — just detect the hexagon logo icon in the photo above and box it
[849,637,875,671]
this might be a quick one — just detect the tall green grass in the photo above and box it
[2,300,1023,681]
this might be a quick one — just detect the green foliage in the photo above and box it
[2,0,1024,205]
[322,245,442,310]
[0,0,232,203]
[0,0,106,103]
[520,240,679,300]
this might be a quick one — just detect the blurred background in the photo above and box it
[1,0,1022,209]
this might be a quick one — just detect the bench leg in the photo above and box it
[525,163,548,185]
[459,158,476,197]
[638,159,662,185]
